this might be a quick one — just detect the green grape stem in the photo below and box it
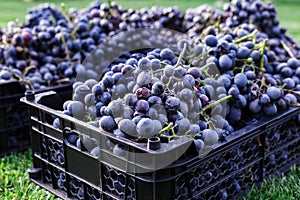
[286,90,300,96]
[281,40,296,58]
[217,16,222,34]
[175,43,187,68]
[199,62,215,77]
[60,30,71,62]
[259,39,268,72]
[158,122,174,136]
[61,3,72,25]
[22,66,36,78]
[199,95,232,114]
[234,29,258,43]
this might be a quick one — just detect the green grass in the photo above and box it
[243,165,300,200]
[2,150,300,199]
[0,150,58,200]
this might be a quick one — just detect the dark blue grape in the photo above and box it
[194,139,204,150]
[152,82,165,96]
[160,48,174,60]
[219,54,233,70]
[205,35,218,47]
[266,86,283,101]
[249,99,262,113]
[99,116,116,133]
[282,78,295,89]
[100,92,112,105]
[259,94,271,105]
[135,100,150,112]
[263,103,277,116]
[236,46,250,59]
[284,93,297,105]
[138,57,151,70]
[234,73,248,88]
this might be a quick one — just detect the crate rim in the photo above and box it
[22,90,300,158]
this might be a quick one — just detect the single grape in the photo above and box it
[165,97,181,112]
[188,67,201,78]
[67,101,86,119]
[189,124,201,135]
[219,54,233,70]
[284,93,297,105]
[92,84,104,96]
[233,94,247,108]
[287,57,299,69]
[135,100,150,113]
[84,93,96,107]
[151,58,162,70]
[202,129,219,146]
[175,66,187,78]
[263,103,277,116]
[205,35,218,47]
[100,92,112,105]
[135,87,151,99]
[249,99,262,113]
[102,75,114,88]
[138,57,151,70]
[148,96,163,106]
[175,118,190,135]
[147,107,158,119]
[118,119,138,137]
[160,48,175,60]
[266,86,283,101]
[236,46,250,59]
[82,136,97,151]
[180,88,193,102]
[151,82,165,96]
[53,118,60,129]
[163,65,175,77]
[234,73,248,88]
[124,93,138,106]
[282,78,295,89]
[136,71,151,86]
[99,116,117,133]
[105,100,123,118]
[183,74,195,89]
[259,94,271,105]
[194,139,204,150]
[136,118,156,137]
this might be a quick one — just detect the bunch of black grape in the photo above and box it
[61,23,300,156]
[60,38,247,155]
[185,4,223,37]
[199,26,300,131]
[223,0,300,60]
[0,1,187,89]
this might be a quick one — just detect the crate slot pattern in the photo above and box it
[0,81,72,156]
[40,135,65,168]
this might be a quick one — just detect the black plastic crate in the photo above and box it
[22,91,300,200]
[0,81,72,157]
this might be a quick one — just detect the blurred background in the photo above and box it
[0,0,299,42]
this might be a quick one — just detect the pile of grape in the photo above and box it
[0,1,185,89]
[3,0,300,156]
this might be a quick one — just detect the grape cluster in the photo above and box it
[223,0,300,60]
[0,1,186,90]
[62,37,242,155]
